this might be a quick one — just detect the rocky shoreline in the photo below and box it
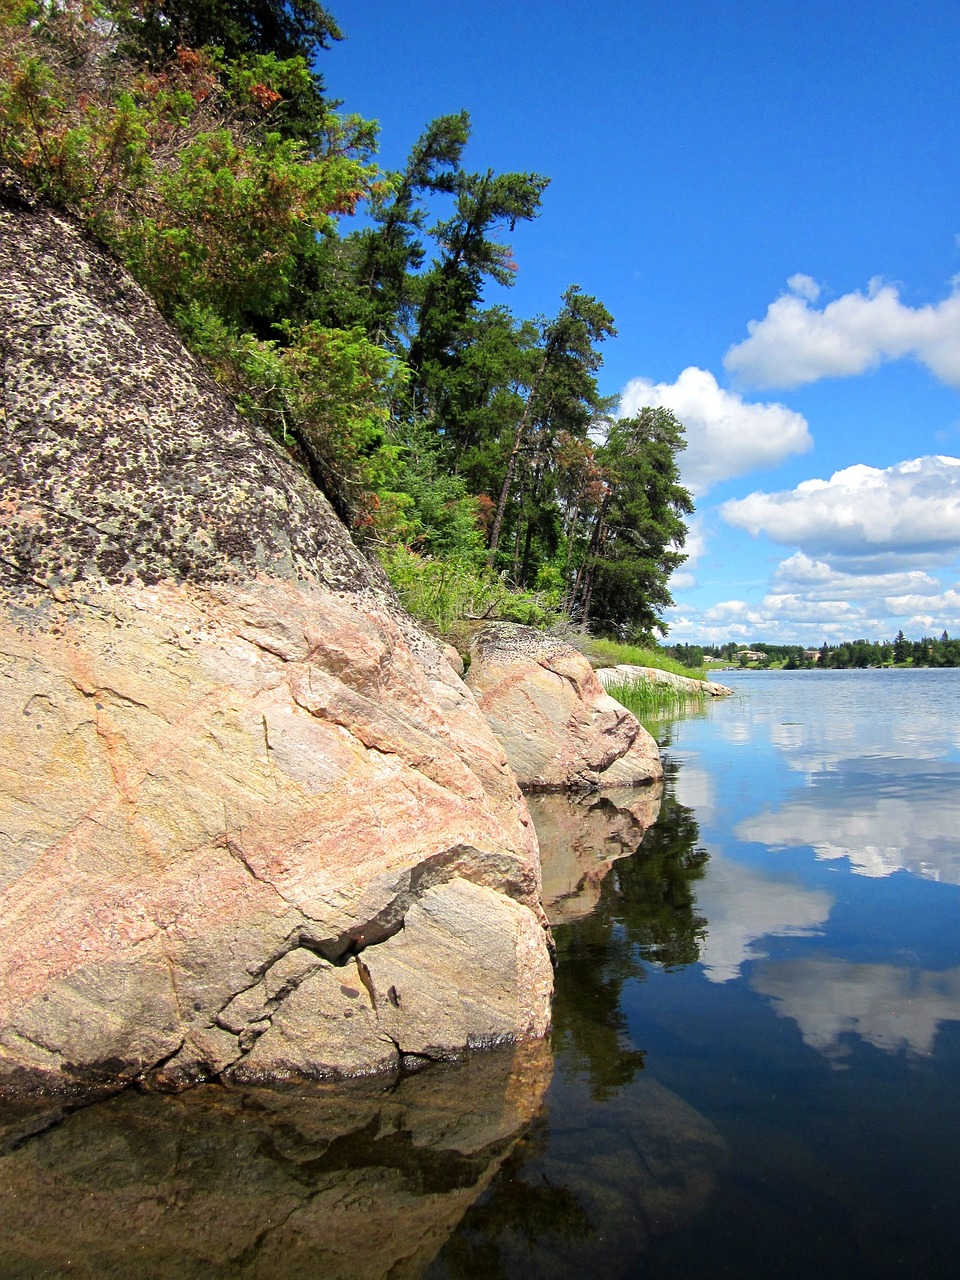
[0,174,663,1095]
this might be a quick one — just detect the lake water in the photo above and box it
[3,668,960,1277]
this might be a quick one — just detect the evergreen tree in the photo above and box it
[117,0,344,146]
[341,112,471,345]
[487,286,616,565]
[571,408,693,638]
[407,165,549,422]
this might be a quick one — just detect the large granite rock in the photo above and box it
[0,171,551,1092]
[465,624,663,791]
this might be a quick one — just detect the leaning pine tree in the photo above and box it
[569,406,694,640]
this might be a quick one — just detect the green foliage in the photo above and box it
[378,546,563,638]
[665,642,704,670]
[118,0,343,66]
[338,111,471,345]
[404,161,550,429]
[486,286,616,569]
[700,633,960,668]
[281,323,409,528]
[385,418,485,558]
[115,0,344,146]
[816,632,960,668]
[131,129,347,319]
[572,407,693,638]
[176,302,408,529]
[563,636,709,724]
[578,636,706,681]
[0,1,696,638]
[0,14,379,324]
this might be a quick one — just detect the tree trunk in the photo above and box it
[510,472,526,579]
[487,348,549,564]
[568,493,610,623]
[562,496,580,583]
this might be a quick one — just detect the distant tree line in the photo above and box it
[664,643,705,669]
[0,0,693,640]
[700,633,960,669]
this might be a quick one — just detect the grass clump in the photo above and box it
[603,674,706,730]
[378,546,565,639]
[576,636,707,681]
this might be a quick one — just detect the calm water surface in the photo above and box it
[428,668,960,1279]
[3,668,960,1277]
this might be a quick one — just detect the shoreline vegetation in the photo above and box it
[598,672,707,726]
[5,6,953,713]
[703,631,960,670]
[0,0,693,655]
[573,637,711,724]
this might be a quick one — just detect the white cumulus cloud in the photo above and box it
[691,597,867,644]
[619,366,812,495]
[724,274,960,389]
[886,586,960,614]
[665,590,960,645]
[667,517,707,591]
[721,456,960,569]
[772,552,942,600]
[785,273,821,302]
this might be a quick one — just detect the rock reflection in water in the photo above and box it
[531,784,664,926]
[531,779,709,1102]
[0,1041,552,1279]
[426,780,725,1276]
[430,1073,726,1278]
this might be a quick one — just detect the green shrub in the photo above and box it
[378,546,564,638]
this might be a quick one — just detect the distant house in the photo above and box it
[736,650,766,662]
[803,649,821,663]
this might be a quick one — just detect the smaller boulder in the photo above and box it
[466,624,662,792]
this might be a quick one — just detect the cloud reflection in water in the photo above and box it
[693,849,832,983]
[751,957,960,1062]
[738,757,960,883]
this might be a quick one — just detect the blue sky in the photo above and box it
[325,0,960,644]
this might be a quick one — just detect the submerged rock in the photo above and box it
[433,1075,726,1275]
[465,624,663,791]
[0,173,551,1091]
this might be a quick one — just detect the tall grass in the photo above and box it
[604,673,707,729]
[378,546,564,637]
[576,636,707,682]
